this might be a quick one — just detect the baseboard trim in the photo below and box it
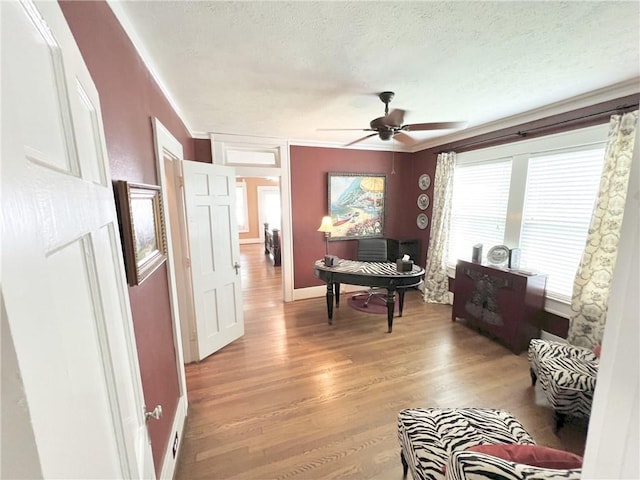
[159,395,187,480]
[239,238,262,245]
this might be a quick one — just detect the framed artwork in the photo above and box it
[114,181,167,286]
[327,172,386,240]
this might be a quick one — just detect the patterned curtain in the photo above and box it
[568,110,638,348]
[424,152,456,304]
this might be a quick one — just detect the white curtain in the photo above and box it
[568,110,638,348]
[424,152,456,304]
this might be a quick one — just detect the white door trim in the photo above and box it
[210,134,294,301]
[152,118,189,476]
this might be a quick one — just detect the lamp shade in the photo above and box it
[317,216,333,233]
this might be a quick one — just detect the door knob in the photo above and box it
[234,262,241,274]
[144,405,163,422]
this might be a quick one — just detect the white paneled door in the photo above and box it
[1,1,153,478]
[182,161,245,360]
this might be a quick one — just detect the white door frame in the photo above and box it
[210,134,293,301]
[152,119,189,478]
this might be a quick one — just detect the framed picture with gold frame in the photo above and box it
[114,181,167,286]
[328,172,386,240]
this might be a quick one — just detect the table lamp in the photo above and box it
[317,216,333,255]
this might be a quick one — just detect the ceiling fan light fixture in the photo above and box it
[320,90,467,147]
[379,91,395,107]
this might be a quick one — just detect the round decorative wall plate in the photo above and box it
[417,213,429,229]
[417,193,430,210]
[487,245,510,265]
[418,174,431,190]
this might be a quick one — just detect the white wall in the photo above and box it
[582,122,639,478]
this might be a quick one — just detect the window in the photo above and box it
[520,147,604,301]
[448,124,608,312]
[236,181,249,233]
[449,159,512,265]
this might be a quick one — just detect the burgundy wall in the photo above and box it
[59,1,189,474]
[290,146,432,288]
[193,138,213,163]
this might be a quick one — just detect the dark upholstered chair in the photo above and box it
[351,238,388,306]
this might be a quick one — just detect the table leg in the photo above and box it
[325,282,334,324]
[386,288,395,333]
[334,282,341,308]
[398,288,406,317]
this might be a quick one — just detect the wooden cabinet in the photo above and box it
[452,260,547,354]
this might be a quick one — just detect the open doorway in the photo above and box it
[236,177,281,244]
[257,185,281,241]
[236,177,283,298]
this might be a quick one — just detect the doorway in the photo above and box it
[258,185,282,242]
[236,177,281,245]
[236,177,283,300]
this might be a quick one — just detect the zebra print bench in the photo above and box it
[397,408,536,480]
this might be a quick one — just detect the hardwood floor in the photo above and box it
[175,244,587,479]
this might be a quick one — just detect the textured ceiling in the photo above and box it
[112,1,639,150]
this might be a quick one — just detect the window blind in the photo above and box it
[520,147,605,301]
[448,159,512,264]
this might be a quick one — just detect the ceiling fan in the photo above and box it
[320,91,466,146]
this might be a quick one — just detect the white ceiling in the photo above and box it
[110,1,639,151]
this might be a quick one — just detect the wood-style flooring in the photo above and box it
[176,244,587,480]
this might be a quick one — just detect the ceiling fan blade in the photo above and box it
[383,109,405,127]
[404,121,467,131]
[345,133,378,146]
[317,128,375,131]
[393,132,414,145]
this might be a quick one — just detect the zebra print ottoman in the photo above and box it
[397,408,535,480]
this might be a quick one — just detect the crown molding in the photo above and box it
[191,131,211,140]
[106,1,195,136]
[410,78,640,152]
[288,139,413,153]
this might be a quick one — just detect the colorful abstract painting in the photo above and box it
[328,173,386,240]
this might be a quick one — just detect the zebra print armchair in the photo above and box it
[444,451,582,480]
[528,339,599,432]
[397,408,536,480]
[397,407,583,480]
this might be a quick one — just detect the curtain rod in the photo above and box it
[438,102,639,153]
